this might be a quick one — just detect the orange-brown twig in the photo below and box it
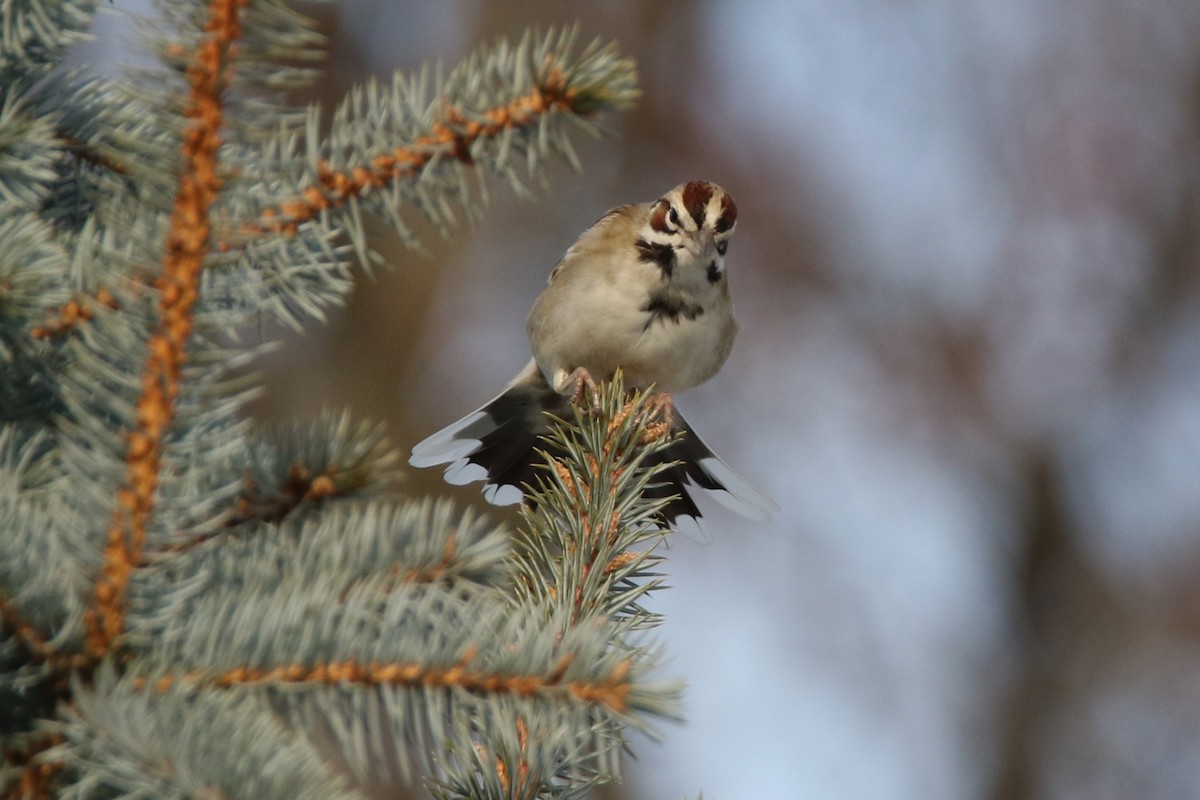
[2,734,64,800]
[225,463,339,528]
[602,551,638,575]
[480,713,529,795]
[0,596,89,673]
[60,134,129,176]
[84,0,247,658]
[514,715,530,790]
[30,289,119,340]
[334,530,461,603]
[0,596,54,663]
[545,391,677,628]
[140,654,633,713]
[246,69,579,236]
[394,527,459,585]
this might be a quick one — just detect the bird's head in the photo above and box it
[637,180,737,284]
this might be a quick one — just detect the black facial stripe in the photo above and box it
[642,292,705,329]
[706,262,722,283]
[636,237,676,278]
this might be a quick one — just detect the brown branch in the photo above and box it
[29,289,119,340]
[224,462,338,528]
[138,653,633,713]
[0,596,54,663]
[84,0,247,658]
[333,529,461,603]
[513,715,530,792]
[0,597,89,672]
[606,398,670,446]
[550,393,671,623]
[60,135,129,176]
[602,551,638,575]
[492,715,530,795]
[245,69,581,236]
[2,734,64,800]
[149,462,346,560]
[476,714,529,795]
[393,526,459,585]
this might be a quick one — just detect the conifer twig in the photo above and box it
[138,655,635,713]
[29,288,118,340]
[0,597,89,677]
[85,0,247,657]
[59,133,129,176]
[3,5,653,795]
[1,734,64,800]
[246,68,596,237]
[520,376,674,629]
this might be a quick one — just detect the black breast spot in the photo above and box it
[642,293,705,329]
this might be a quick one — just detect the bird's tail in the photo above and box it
[409,363,777,535]
[409,360,563,505]
[641,410,778,540]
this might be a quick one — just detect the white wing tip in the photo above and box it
[409,438,481,468]
[409,411,491,466]
[483,483,524,506]
[443,459,488,486]
[672,513,713,544]
[694,456,778,522]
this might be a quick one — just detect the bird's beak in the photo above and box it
[686,229,716,259]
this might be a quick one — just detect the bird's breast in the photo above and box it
[527,249,736,395]
[626,294,735,393]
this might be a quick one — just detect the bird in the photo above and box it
[409,180,776,537]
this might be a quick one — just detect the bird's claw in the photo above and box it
[643,392,675,428]
[561,367,600,409]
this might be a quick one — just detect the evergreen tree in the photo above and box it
[0,2,694,797]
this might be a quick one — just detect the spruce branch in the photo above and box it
[0,596,87,674]
[0,210,68,367]
[0,0,96,91]
[220,411,400,528]
[28,287,118,341]
[1,733,64,800]
[136,649,636,715]
[58,134,130,177]
[50,669,360,800]
[83,0,248,659]
[424,377,687,796]
[236,26,639,258]
[0,91,63,210]
[0,0,679,796]
[35,74,181,226]
[513,373,679,634]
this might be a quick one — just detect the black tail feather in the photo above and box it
[410,364,776,529]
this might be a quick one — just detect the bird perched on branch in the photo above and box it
[410,180,776,536]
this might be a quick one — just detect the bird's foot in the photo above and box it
[643,391,676,429]
[557,367,600,409]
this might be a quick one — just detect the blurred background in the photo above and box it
[106,0,1200,797]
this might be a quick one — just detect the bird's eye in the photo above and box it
[716,241,728,256]
[668,207,680,227]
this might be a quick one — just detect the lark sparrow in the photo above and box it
[410,181,776,535]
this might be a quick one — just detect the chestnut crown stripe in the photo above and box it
[681,180,712,227]
[715,191,737,233]
[646,181,737,235]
